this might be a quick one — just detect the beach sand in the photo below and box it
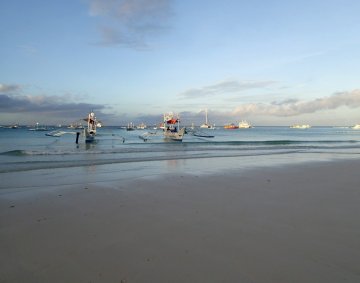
[1,159,360,282]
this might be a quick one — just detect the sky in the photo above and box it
[1,0,360,126]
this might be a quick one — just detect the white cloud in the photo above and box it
[231,89,360,117]
[0,93,107,118]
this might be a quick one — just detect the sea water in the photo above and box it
[1,126,360,176]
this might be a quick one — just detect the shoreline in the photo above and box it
[1,158,360,282]
[1,152,358,191]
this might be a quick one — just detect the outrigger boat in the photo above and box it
[163,112,185,141]
[83,111,97,142]
[193,131,214,138]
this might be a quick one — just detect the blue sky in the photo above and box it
[1,0,360,126]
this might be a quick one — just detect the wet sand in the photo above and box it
[1,159,360,282]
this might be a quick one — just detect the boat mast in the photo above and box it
[87,113,91,130]
[205,108,208,125]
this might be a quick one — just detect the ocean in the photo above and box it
[1,126,360,176]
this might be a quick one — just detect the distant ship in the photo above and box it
[238,120,252,129]
[224,123,239,129]
[290,124,311,129]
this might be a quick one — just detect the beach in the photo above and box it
[1,158,360,283]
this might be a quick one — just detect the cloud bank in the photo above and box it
[0,93,108,120]
[231,89,360,117]
[87,0,173,48]
[178,80,276,99]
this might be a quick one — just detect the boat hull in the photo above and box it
[224,125,238,129]
[238,120,252,128]
[85,129,96,143]
[164,127,185,141]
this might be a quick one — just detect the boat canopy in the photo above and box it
[166,119,179,124]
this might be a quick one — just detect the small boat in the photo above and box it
[9,124,19,129]
[186,127,215,138]
[193,132,214,138]
[45,130,66,137]
[45,130,76,137]
[163,112,185,141]
[3,124,20,129]
[138,131,156,141]
[136,123,147,130]
[290,124,311,129]
[238,120,252,129]
[224,123,239,129]
[126,122,136,131]
[83,111,97,142]
[351,124,360,129]
[139,134,148,141]
[68,121,84,129]
[28,123,48,131]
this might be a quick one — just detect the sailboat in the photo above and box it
[163,112,185,141]
[126,122,135,131]
[200,109,214,129]
[83,111,97,142]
